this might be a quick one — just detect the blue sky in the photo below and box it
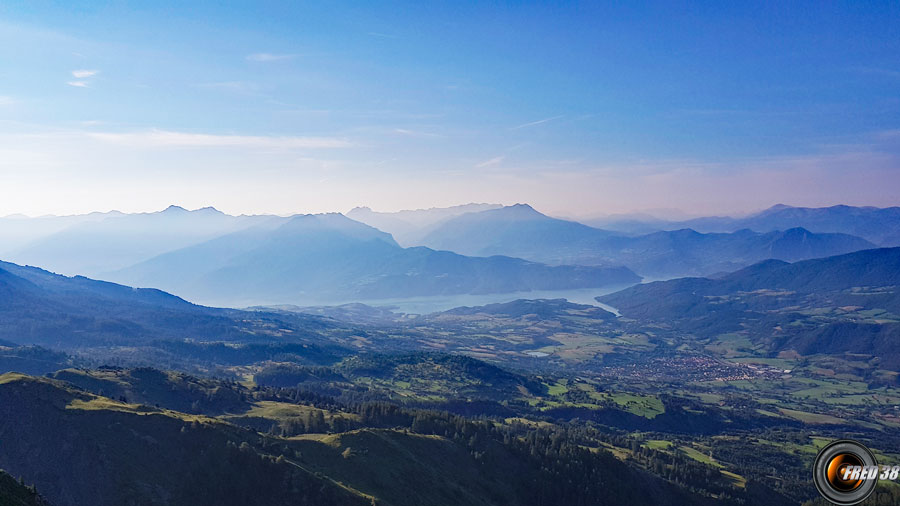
[0,1,898,217]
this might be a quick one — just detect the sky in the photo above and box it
[0,1,898,218]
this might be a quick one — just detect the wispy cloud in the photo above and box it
[86,129,352,149]
[68,69,98,88]
[0,96,15,106]
[475,156,505,168]
[199,81,250,90]
[393,128,441,138]
[71,69,98,78]
[510,115,564,130]
[246,53,295,62]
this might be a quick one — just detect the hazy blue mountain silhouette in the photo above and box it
[417,204,875,278]
[5,206,281,277]
[610,204,900,246]
[113,213,640,307]
[347,203,502,246]
[419,204,620,262]
[0,210,124,256]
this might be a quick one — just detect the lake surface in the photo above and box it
[348,285,631,315]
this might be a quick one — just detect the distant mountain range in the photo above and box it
[346,203,502,246]
[418,204,618,264]
[110,213,639,306]
[1,205,638,306]
[592,204,900,246]
[4,206,281,278]
[0,210,121,257]
[3,202,896,306]
[415,204,875,278]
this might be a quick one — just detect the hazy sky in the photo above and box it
[1,1,898,218]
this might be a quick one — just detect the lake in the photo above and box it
[347,285,631,315]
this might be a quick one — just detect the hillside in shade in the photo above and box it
[0,468,48,506]
[0,259,335,350]
[599,247,900,368]
[0,371,732,506]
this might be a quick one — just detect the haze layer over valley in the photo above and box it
[1,202,882,308]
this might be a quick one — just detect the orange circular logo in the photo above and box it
[813,440,878,505]
[826,453,864,491]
